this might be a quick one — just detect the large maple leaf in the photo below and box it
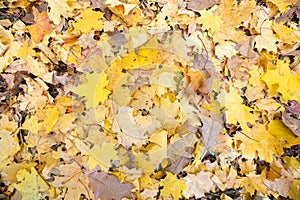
[27,7,52,42]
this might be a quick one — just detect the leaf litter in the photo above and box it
[0,0,300,199]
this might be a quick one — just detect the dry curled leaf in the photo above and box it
[282,112,300,137]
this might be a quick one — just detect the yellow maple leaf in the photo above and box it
[0,130,20,167]
[268,120,300,148]
[74,139,118,171]
[27,7,52,43]
[22,106,60,135]
[66,43,82,64]
[0,115,18,132]
[272,22,300,44]
[213,0,255,43]
[197,9,223,34]
[225,86,256,134]
[43,107,60,133]
[239,172,267,196]
[289,180,300,199]
[132,151,155,173]
[22,106,60,134]
[235,122,300,162]
[107,48,163,90]
[73,9,103,34]
[14,167,54,199]
[160,172,186,199]
[0,26,21,72]
[17,40,37,62]
[73,71,111,108]
[106,0,137,15]
[283,157,300,179]
[262,59,300,102]
[267,0,291,13]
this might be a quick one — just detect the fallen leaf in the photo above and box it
[282,112,300,136]
[73,71,111,108]
[254,20,278,53]
[47,0,75,25]
[289,180,300,199]
[0,130,20,166]
[187,0,220,12]
[14,167,53,200]
[88,166,135,200]
[196,9,223,34]
[239,172,267,196]
[183,171,214,198]
[286,100,300,115]
[75,139,118,171]
[198,113,223,157]
[160,172,186,199]
[27,7,52,42]
[73,9,103,34]
[267,0,292,13]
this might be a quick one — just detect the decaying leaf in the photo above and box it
[88,166,135,200]
[282,112,300,137]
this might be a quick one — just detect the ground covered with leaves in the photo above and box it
[0,0,300,199]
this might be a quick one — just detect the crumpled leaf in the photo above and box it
[282,112,300,137]
[286,100,300,115]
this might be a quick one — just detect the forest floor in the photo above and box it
[0,0,300,199]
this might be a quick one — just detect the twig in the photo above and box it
[197,34,209,70]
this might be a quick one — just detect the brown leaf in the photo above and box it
[88,166,135,200]
[282,112,300,137]
[187,0,220,12]
[165,156,192,174]
[198,113,223,153]
[287,100,300,115]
